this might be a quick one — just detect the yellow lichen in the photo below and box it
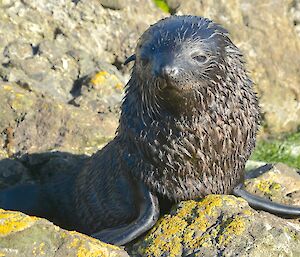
[0,209,37,236]
[3,85,12,91]
[175,200,197,218]
[198,195,223,216]
[143,215,187,257]
[68,237,80,249]
[255,179,282,194]
[90,71,123,92]
[39,242,45,255]
[114,83,123,91]
[67,231,122,252]
[91,71,109,86]
[136,195,251,256]
[242,209,254,216]
[76,244,105,257]
[218,216,246,245]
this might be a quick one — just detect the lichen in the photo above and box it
[136,195,233,257]
[247,179,282,195]
[0,209,37,236]
[76,244,105,257]
[67,231,122,256]
[141,215,187,257]
[132,195,254,256]
[90,71,123,92]
[218,216,246,246]
[153,0,170,13]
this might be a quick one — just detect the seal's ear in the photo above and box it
[124,54,136,65]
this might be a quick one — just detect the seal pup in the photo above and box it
[1,15,300,246]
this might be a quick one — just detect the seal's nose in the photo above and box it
[155,65,179,79]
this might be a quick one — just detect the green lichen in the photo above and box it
[251,131,300,169]
[153,0,170,13]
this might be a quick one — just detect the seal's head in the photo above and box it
[125,15,249,116]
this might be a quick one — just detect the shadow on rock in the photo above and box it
[0,151,88,190]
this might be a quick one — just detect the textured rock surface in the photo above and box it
[128,164,300,257]
[0,0,166,161]
[291,0,300,35]
[0,0,164,101]
[0,82,118,157]
[0,209,129,257]
[172,0,300,135]
[245,163,300,206]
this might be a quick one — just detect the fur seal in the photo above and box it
[1,15,300,245]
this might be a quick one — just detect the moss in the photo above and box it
[0,209,37,236]
[153,0,170,13]
[251,131,300,169]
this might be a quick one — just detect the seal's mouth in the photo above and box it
[161,77,192,94]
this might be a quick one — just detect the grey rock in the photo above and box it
[99,0,125,10]
[0,208,129,257]
[0,82,118,156]
[291,0,300,36]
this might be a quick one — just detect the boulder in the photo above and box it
[0,209,129,257]
[0,82,118,157]
[128,163,300,256]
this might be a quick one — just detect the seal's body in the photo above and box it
[1,16,299,245]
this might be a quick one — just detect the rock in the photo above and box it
[128,164,300,256]
[245,163,300,206]
[172,0,300,135]
[99,0,125,10]
[0,0,166,102]
[291,0,300,36]
[0,209,129,257]
[70,68,124,114]
[0,82,118,156]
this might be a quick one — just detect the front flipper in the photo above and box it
[233,183,300,217]
[92,181,159,245]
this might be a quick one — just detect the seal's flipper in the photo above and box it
[0,183,49,216]
[92,181,159,245]
[233,183,300,217]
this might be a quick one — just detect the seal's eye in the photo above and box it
[192,55,207,63]
[140,57,149,67]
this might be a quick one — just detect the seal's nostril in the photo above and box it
[161,66,179,79]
